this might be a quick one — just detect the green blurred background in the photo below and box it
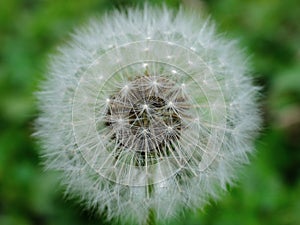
[0,0,299,224]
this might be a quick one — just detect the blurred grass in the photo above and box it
[0,0,299,225]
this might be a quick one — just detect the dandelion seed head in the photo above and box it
[35,5,261,225]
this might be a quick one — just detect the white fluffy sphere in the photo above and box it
[36,5,261,225]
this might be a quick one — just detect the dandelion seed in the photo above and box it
[190,47,196,51]
[171,69,177,74]
[35,5,261,225]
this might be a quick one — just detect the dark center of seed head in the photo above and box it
[105,75,186,162]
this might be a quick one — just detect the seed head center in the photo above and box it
[105,75,188,161]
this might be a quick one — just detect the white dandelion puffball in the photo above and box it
[36,5,261,225]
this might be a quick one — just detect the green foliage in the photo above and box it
[0,0,299,224]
